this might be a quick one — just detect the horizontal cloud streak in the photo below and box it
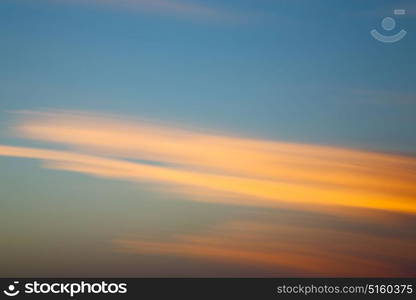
[41,0,244,22]
[2,110,416,276]
[1,110,414,215]
[114,219,416,276]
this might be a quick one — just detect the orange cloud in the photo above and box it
[1,141,416,215]
[113,220,416,276]
[1,110,414,216]
[2,110,416,276]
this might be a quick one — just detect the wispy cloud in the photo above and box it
[44,0,247,22]
[2,110,416,276]
[114,219,416,276]
[1,110,416,216]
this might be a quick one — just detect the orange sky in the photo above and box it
[1,110,415,215]
[1,110,416,276]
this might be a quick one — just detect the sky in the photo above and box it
[0,0,416,277]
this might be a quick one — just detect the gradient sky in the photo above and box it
[1,0,416,277]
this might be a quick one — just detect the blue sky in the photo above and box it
[1,0,415,153]
[1,0,416,277]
